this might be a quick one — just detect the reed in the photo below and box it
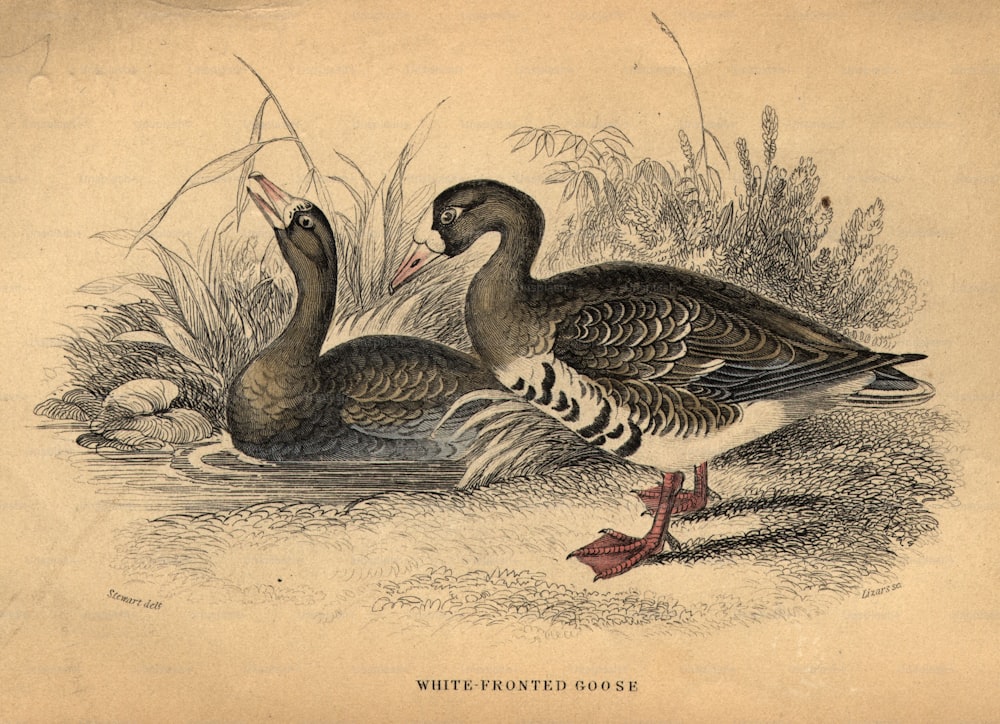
[37,64,472,450]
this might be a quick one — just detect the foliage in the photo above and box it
[38,66,473,449]
[507,125,635,211]
[508,15,922,345]
[512,105,922,345]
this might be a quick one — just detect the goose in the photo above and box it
[226,173,501,461]
[390,179,934,579]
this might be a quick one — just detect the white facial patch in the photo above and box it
[415,207,445,253]
[281,197,314,228]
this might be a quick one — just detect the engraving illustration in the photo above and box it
[33,17,955,633]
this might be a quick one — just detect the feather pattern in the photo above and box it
[228,174,502,462]
[542,263,920,417]
[336,336,498,438]
[415,181,932,467]
[395,178,934,578]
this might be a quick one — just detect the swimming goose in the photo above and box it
[391,179,934,579]
[226,173,501,461]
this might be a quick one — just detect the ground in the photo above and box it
[109,406,956,638]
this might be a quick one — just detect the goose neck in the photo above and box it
[484,193,544,284]
[266,265,335,364]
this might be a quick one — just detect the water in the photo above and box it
[47,423,467,516]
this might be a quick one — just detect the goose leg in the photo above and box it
[634,461,709,516]
[569,471,684,580]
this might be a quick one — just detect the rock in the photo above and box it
[104,428,165,450]
[102,378,180,416]
[79,378,213,450]
[34,388,103,422]
[121,409,213,444]
[34,397,90,422]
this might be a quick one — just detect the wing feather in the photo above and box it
[324,336,500,440]
[543,264,909,434]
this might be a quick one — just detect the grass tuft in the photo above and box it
[39,63,474,450]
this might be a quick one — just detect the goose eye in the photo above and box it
[439,207,461,225]
[298,216,315,229]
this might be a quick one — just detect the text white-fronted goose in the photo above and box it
[226,173,500,461]
[391,179,934,579]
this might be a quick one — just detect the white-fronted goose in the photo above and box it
[226,173,501,461]
[391,179,934,579]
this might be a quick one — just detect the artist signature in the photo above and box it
[108,588,163,610]
[861,582,902,599]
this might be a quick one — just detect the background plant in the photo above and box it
[37,64,475,450]
[509,18,922,347]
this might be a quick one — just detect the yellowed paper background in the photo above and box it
[1,1,998,720]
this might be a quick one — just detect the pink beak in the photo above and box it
[247,173,294,229]
[390,241,443,292]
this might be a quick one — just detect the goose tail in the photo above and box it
[846,356,935,407]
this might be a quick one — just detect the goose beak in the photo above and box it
[390,207,446,292]
[247,173,294,229]
[390,240,443,292]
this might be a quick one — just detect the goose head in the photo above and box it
[390,179,543,291]
[247,172,337,283]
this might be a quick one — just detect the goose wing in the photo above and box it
[547,265,914,407]
[326,336,499,440]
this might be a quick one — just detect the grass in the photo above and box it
[112,406,956,634]
[36,65,474,450]
[512,109,921,346]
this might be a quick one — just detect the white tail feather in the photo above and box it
[440,399,531,441]
[846,379,936,408]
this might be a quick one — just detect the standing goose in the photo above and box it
[226,173,501,461]
[391,179,934,580]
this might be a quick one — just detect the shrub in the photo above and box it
[509,18,922,346]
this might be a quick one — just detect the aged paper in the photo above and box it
[1,1,998,721]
